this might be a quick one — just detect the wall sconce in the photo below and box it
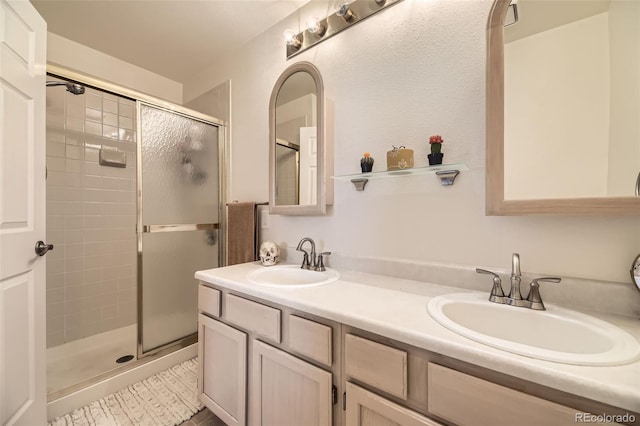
[285,0,403,59]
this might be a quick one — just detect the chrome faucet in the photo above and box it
[476,253,561,311]
[296,237,317,270]
[507,253,528,307]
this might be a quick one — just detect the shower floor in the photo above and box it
[47,324,137,395]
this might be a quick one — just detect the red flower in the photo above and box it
[429,135,443,144]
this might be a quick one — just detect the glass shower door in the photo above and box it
[138,103,220,355]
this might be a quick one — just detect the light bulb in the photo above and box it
[334,0,354,20]
[306,17,326,36]
[283,29,302,48]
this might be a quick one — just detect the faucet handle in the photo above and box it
[317,252,331,272]
[526,277,561,310]
[300,252,311,269]
[476,268,505,303]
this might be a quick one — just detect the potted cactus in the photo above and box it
[360,152,374,172]
[428,135,444,165]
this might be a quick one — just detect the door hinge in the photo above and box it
[332,385,337,405]
[343,391,346,411]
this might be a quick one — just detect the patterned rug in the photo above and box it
[49,358,204,426]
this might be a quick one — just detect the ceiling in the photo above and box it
[32,0,310,83]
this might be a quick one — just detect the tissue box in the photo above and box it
[386,147,414,170]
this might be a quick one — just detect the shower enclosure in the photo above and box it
[45,75,224,399]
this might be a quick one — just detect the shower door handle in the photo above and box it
[35,241,54,256]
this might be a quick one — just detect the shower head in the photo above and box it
[46,81,85,95]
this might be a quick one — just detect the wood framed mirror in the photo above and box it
[269,61,331,215]
[486,0,640,215]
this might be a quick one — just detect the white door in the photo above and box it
[299,126,317,206]
[0,0,48,424]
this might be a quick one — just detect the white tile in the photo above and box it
[118,103,133,118]
[64,215,84,230]
[66,243,84,258]
[47,141,66,158]
[121,130,136,143]
[47,215,65,230]
[84,162,102,177]
[85,120,102,136]
[64,286,84,302]
[84,215,104,229]
[65,145,83,160]
[48,130,65,144]
[118,116,133,130]
[65,91,85,107]
[47,112,65,128]
[47,91,65,113]
[47,156,67,173]
[84,242,102,256]
[64,257,84,273]
[65,159,82,174]
[84,268,102,284]
[117,288,135,304]
[47,313,64,332]
[64,327,85,343]
[64,229,84,244]
[65,134,82,146]
[85,107,102,123]
[47,287,64,304]
[46,230,64,245]
[102,305,117,320]
[101,293,117,306]
[103,125,119,139]
[103,93,118,102]
[48,259,64,274]
[102,267,119,283]
[86,94,102,110]
[85,147,99,163]
[67,103,84,119]
[66,116,84,133]
[101,253,116,267]
[117,264,134,279]
[47,302,65,319]
[84,228,107,242]
[47,332,65,348]
[46,171,67,186]
[83,282,102,298]
[64,271,83,287]
[102,280,118,295]
[103,112,118,127]
[103,99,117,114]
[47,273,65,289]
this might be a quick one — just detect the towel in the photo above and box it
[227,202,256,265]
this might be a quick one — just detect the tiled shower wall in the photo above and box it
[46,84,137,348]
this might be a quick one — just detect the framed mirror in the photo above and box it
[269,61,331,215]
[486,0,640,215]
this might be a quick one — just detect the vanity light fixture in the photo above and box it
[285,0,403,59]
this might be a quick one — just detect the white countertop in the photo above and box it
[195,262,640,412]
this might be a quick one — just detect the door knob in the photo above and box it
[35,241,54,256]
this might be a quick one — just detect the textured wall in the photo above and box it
[184,0,640,284]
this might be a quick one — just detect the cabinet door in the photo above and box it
[198,314,247,426]
[252,340,332,426]
[345,382,441,426]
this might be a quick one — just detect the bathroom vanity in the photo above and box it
[195,263,640,426]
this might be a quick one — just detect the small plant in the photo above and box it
[360,152,374,172]
[429,135,444,154]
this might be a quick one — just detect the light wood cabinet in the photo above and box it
[345,382,441,426]
[198,281,635,426]
[198,314,246,426]
[251,340,333,426]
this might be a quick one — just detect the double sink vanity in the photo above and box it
[195,259,640,426]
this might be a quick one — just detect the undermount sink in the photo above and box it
[427,292,640,366]
[247,264,340,288]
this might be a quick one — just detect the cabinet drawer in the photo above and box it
[289,315,332,366]
[345,334,408,400]
[198,284,221,317]
[428,363,583,426]
[226,294,281,342]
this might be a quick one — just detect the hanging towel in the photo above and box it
[227,202,256,265]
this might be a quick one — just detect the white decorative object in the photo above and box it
[259,241,280,266]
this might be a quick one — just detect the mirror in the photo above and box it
[269,61,330,215]
[486,0,640,215]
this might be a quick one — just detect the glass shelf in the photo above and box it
[332,162,468,190]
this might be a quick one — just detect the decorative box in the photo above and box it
[386,146,414,171]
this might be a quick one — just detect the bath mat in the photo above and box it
[48,358,204,426]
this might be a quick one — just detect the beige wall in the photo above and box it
[183,0,640,285]
[47,33,183,104]
[504,13,610,199]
